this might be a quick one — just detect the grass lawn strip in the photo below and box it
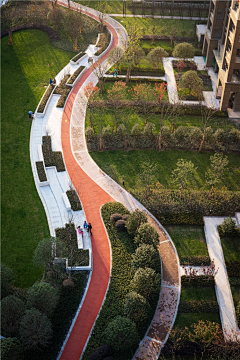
[1,29,75,288]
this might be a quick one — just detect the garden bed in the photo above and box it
[66,190,82,211]
[94,30,111,57]
[67,65,85,85]
[70,52,85,63]
[42,136,65,172]
[37,84,55,114]
[54,74,72,108]
[36,161,47,182]
[55,224,89,267]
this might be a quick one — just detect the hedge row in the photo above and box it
[226,261,240,277]
[180,256,211,266]
[70,51,85,63]
[94,30,111,57]
[67,65,85,85]
[42,136,65,172]
[104,76,166,83]
[55,224,89,267]
[53,74,71,108]
[229,277,240,286]
[37,84,54,113]
[136,190,240,225]
[109,67,165,77]
[181,275,215,287]
[179,300,219,313]
[36,161,47,182]
[66,190,82,211]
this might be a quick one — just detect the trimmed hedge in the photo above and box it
[37,84,54,113]
[71,52,85,63]
[55,224,89,267]
[67,66,85,85]
[54,75,71,108]
[36,161,47,182]
[66,190,82,211]
[42,136,65,172]
[104,76,167,83]
[226,261,240,277]
[180,256,211,266]
[94,30,111,57]
[178,300,219,313]
[229,277,240,286]
[181,275,215,287]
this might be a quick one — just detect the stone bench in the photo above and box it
[62,193,71,211]
[38,144,44,162]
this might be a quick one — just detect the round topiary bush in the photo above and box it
[115,219,126,231]
[218,217,238,237]
[26,281,59,318]
[1,295,26,337]
[124,291,151,326]
[122,214,130,221]
[172,42,195,59]
[131,244,160,273]
[130,267,161,301]
[110,213,123,222]
[1,337,23,360]
[101,315,139,354]
[126,209,148,235]
[134,223,159,247]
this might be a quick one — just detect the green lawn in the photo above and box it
[90,150,240,192]
[114,17,197,37]
[220,235,240,263]
[1,30,75,288]
[181,286,217,302]
[174,312,221,329]
[165,226,209,258]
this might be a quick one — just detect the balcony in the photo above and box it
[225,50,231,63]
[213,49,223,67]
[236,56,240,63]
[228,30,235,44]
[210,11,214,23]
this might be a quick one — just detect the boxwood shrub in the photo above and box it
[37,84,54,113]
[94,31,111,57]
[226,261,240,277]
[71,52,85,63]
[180,256,211,266]
[181,275,215,287]
[178,300,219,313]
[42,136,65,172]
[67,66,85,85]
[36,161,47,182]
[55,224,89,267]
[66,190,82,211]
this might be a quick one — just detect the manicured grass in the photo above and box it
[1,30,75,287]
[90,150,240,192]
[86,105,234,133]
[114,17,197,37]
[174,312,221,329]
[165,226,209,258]
[181,286,217,302]
[220,235,240,263]
[79,0,129,14]
[140,39,174,55]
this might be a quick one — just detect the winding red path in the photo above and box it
[59,3,119,360]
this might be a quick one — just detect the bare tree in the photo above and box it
[91,60,108,93]
[122,26,141,82]
[199,102,219,152]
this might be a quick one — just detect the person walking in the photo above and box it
[88,223,92,235]
[83,221,88,229]
[28,110,33,119]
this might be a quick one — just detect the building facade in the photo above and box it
[203,0,240,111]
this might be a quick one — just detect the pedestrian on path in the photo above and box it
[87,223,92,235]
[83,221,88,229]
[77,226,84,238]
[122,179,125,187]
[28,110,33,119]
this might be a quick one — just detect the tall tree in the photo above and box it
[131,82,155,123]
[91,60,107,93]
[179,70,203,98]
[205,153,229,193]
[170,159,198,191]
[147,47,168,70]
[122,26,141,82]
[198,103,219,152]
[107,81,127,131]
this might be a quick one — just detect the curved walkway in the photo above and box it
[31,2,180,359]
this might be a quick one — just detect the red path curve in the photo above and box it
[59,3,119,360]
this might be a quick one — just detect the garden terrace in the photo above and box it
[94,30,111,57]
[42,136,65,172]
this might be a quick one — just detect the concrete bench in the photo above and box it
[62,193,71,211]
[38,144,44,162]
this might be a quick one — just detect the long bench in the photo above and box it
[62,192,71,211]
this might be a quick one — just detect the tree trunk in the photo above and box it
[99,137,103,150]
[124,138,129,151]
[198,132,205,152]
[126,65,131,83]
[158,132,163,151]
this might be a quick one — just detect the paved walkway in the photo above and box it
[204,216,240,342]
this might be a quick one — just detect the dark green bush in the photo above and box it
[0,262,13,299]
[218,217,239,237]
[42,136,65,172]
[115,219,126,231]
[229,277,240,286]
[1,337,23,360]
[54,75,71,108]
[53,152,65,172]
[67,65,85,85]
[88,344,113,360]
[130,267,161,302]
[134,223,159,247]
[181,275,215,287]
[66,190,82,211]
[178,300,219,313]
[124,291,151,326]
[36,161,47,182]
[101,316,139,354]
[131,244,161,273]
[37,84,54,113]
[1,295,26,337]
[110,213,123,222]
[226,261,240,277]
[126,209,148,235]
